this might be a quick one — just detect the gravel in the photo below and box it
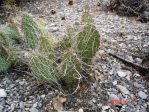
[0,0,149,111]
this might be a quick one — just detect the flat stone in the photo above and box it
[0,89,7,97]
[102,106,110,112]
[109,94,119,101]
[78,108,84,112]
[112,81,117,85]
[30,108,39,112]
[138,91,148,99]
[116,85,130,95]
[133,82,143,88]
[50,27,59,32]
[117,71,126,77]
[134,58,142,64]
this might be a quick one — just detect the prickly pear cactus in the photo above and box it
[31,55,59,84]
[60,50,81,84]
[77,25,100,64]
[0,57,11,72]
[22,15,41,48]
[82,11,93,23]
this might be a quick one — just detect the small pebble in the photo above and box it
[30,107,39,112]
[138,91,148,99]
[117,71,126,77]
[116,85,130,95]
[0,89,7,97]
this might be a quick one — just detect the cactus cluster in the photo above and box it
[0,12,100,87]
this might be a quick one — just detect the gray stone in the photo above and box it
[138,91,148,99]
[133,82,143,88]
[109,94,119,101]
[112,81,117,85]
[33,102,38,108]
[134,58,143,64]
[116,85,130,95]
[0,89,7,97]
[30,108,39,112]
[143,11,149,18]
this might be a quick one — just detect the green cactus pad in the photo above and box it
[22,15,41,48]
[31,55,59,84]
[77,25,100,64]
[60,51,81,84]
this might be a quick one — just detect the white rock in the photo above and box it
[112,80,117,85]
[117,71,126,77]
[127,56,134,62]
[0,89,7,97]
[109,94,119,101]
[78,108,84,112]
[126,75,131,81]
[138,91,148,99]
[102,106,110,112]
[134,58,143,64]
[50,27,59,32]
[116,85,130,95]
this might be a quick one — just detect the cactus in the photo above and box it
[35,19,58,53]
[0,25,19,46]
[22,15,41,48]
[82,11,93,23]
[77,25,100,64]
[59,36,71,51]
[0,25,19,68]
[31,55,59,84]
[60,50,82,84]
[0,57,11,72]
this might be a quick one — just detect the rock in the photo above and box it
[25,103,33,108]
[143,11,149,18]
[116,85,130,95]
[126,75,131,81]
[134,58,143,64]
[127,55,134,62]
[112,81,117,85]
[19,80,25,85]
[133,82,143,88]
[30,108,39,112]
[117,71,126,77]
[102,106,110,112]
[19,102,24,109]
[41,94,46,98]
[50,27,59,32]
[52,96,66,111]
[138,91,148,99]
[78,108,84,112]
[77,6,83,12]
[0,89,7,97]
[98,50,106,60]
[109,94,119,101]
[33,102,38,108]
